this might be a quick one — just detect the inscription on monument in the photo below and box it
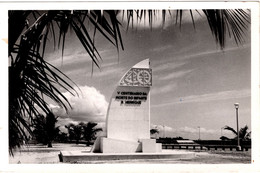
[115,91,148,105]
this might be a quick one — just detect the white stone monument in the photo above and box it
[92,59,161,153]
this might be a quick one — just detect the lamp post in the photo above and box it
[163,125,165,138]
[155,125,158,139]
[198,126,200,140]
[220,127,224,145]
[234,103,241,151]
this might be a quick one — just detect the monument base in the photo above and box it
[91,137,161,153]
[59,150,195,163]
[140,139,162,153]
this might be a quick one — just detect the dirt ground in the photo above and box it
[9,143,251,164]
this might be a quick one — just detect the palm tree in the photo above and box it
[45,112,60,147]
[73,124,83,145]
[150,128,159,139]
[65,123,83,144]
[81,122,102,146]
[220,125,251,141]
[150,128,159,135]
[9,10,250,155]
[32,112,60,147]
[65,123,76,142]
[31,114,46,145]
[56,132,69,143]
[9,10,123,154]
[65,122,102,145]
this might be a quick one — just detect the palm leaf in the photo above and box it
[239,125,249,140]
[124,9,249,49]
[224,125,237,135]
[220,136,230,141]
[245,131,251,140]
[203,9,250,49]
[150,128,159,135]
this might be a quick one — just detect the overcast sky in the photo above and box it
[45,10,251,140]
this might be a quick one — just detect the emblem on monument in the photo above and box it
[119,68,152,87]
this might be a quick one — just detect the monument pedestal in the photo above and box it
[100,137,142,153]
[59,150,195,163]
[95,137,162,153]
[140,139,162,153]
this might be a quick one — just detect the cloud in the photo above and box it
[179,126,214,134]
[151,124,223,135]
[152,61,186,72]
[51,85,108,124]
[181,44,250,61]
[150,124,236,139]
[152,88,250,108]
[49,104,60,109]
[178,126,197,133]
[45,46,117,77]
[151,45,173,53]
[152,83,177,95]
[92,66,125,78]
[160,69,193,80]
[46,50,91,68]
[151,124,175,132]
[56,117,79,132]
[182,89,251,103]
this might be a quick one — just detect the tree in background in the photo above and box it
[73,124,84,145]
[31,114,46,145]
[65,122,102,145]
[220,125,251,141]
[81,122,102,146]
[32,112,60,147]
[65,123,82,144]
[56,132,69,143]
[9,10,250,155]
[150,128,159,135]
[150,128,159,139]
[65,123,75,142]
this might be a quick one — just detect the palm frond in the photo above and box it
[124,9,249,49]
[239,125,250,140]
[220,136,231,141]
[9,10,125,153]
[245,131,251,140]
[202,9,250,49]
[224,125,237,135]
[150,128,159,135]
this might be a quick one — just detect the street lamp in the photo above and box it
[155,125,158,139]
[234,103,241,151]
[198,126,200,140]
[163,125,165,138]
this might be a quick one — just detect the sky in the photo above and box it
[44,10,251,140]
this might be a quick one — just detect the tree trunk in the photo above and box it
[47,142,52,148]
[86,141,90,146]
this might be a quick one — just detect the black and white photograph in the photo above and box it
[1,1,260,173]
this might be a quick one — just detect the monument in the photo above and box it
[59,59,194,162]
[92,59,162,153]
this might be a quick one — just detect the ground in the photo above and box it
[9,143,251,164]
